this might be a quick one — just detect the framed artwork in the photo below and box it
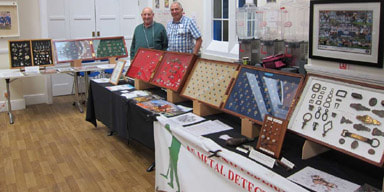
[31,39,54,67]
[53,39,94,63]
[309,0,384,68]
[288,74,384,166]
[126,48,164,82]
[93,36,128,59]
[223,66,304,125]
[150,51,196,92]
[9,40,32,68]
[0,2,19,37]
[180,59,239,108]
[109,60,126,85]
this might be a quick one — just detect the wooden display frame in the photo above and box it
[150,51,196,92]
[180,58,240,109]
[109,60,126,85]
[256,115,288,159]
[288,74,384,167]
[222,65,304,125]
[9,39,55,69]
[126,48,165,82]
[92,36,128,60]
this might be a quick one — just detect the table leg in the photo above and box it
[5,79,14,124]
[146,162,155,172]
[73,72,84,113]
[84,71,89,104]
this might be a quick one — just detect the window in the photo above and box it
[213,0,228,41]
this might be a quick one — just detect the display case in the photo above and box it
[150,51,196,92]
[288,74,384,166]
[9,39,54,68]
[126,48,164,82]
[223,66,304,124]
[180,59,239,108]
[93,36,128,59]
[53,39,94,63]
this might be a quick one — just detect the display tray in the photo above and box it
[31,39,54,66]
[126,48,164,82]
[288,74,384,167]
[180,58,239,108]
[150,51,196,92]
[53,39,94,63]
[93,36,128,59]
[223,66,304,124]
[9,40,33,68]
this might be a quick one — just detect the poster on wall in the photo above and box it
[0,2,19,37]
[309,0,383,68]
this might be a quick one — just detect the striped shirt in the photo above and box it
[167,16,201,53]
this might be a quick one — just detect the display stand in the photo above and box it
[192,100,221,116]
[108,57,117,64]
[134,79,155,90]
[301,140,329,160]
[241,118,260,138]
[167,89,188,103]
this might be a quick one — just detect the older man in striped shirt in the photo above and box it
[167,2,202,55]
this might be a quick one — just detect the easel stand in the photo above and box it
[301,140,329,160]
[241,118,260,138]
[167,89,188,103]
[134,79,155,90]
[192,100,221,116]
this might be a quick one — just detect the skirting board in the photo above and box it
[24,93,50,105]
[0,99,26,112]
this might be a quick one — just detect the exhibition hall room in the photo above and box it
[0,0,383,191]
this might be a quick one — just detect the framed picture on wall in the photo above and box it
[309,0,384,68]
[0,2,19,37]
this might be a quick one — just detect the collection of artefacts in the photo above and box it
[9,39,54,68]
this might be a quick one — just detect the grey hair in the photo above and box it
[171,1,183,9]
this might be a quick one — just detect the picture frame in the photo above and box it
[0,2,19,37]
[126,48,164,82]
[309,0,384,68]
[109,60,126,85]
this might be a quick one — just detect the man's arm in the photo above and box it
[193,37,202,55]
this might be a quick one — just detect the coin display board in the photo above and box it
[54,39,94,63]
[126,48,164,82]
[180,59,239,108]
[288,74,384,166]
[256,115,288,158]
[9,39,55,69]
[150,51,196,92]
[31,39,54,66]
[223,66,304,124]
[93,36,128,59]
[9,40,32,68]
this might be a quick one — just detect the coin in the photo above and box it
[351,140,359,149]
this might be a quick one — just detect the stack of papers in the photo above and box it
[182,119,233,136]
[106,84,134,91]
[92,78,110,83]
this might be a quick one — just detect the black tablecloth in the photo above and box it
[203,113,384,190]
[86,80,164,149]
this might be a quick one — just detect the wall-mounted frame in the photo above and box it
[309,0,384,68]
[109,60,126,85]
[288,74,384,166]
[222,66,304,125]
[0,2,19,37]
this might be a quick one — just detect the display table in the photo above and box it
[154,114,383,191]
[86,80,163,149]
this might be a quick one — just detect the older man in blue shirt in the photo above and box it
[167,2,202,55]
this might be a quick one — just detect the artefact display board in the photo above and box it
[150,51,196,92]
[53,36,128,63]
[180,59,239,108]
[9,39,54,68]
[54,39,94,63]
[126,48,164,82]
[223,66,304,124]
[288,74,384,166]
[93,36,128,59]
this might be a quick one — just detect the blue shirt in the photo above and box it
[167,16,201,53]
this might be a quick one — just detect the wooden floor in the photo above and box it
[0,96,155,192]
